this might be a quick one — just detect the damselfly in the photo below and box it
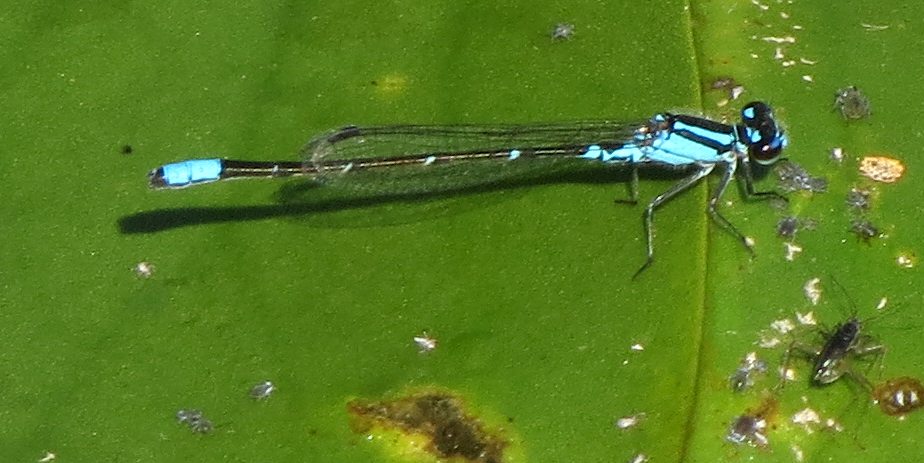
[149,102,788,277]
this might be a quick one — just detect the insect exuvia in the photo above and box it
[149,102,788,277]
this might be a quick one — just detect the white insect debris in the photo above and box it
[743,352,767,372]
[897,254,916,269]
[751,0,770,10]
[792,408,821,432]
[630,453,649,463]
[830,147,846,162]
[784,242,803,261]
[760,336,782,349]
[249,381,276,400]
[38,452,56,463]
[616,412,645,429]
[730,85,745,100]
[796,311,817,326]
[780,366,797,381]
[799,57,817,65]
[791,444,805,462]
[861,23,890,31]
[803,277,822,305]
[134,261,155,278]
[782,60,797,67]
[771,318,796,334]
[792,25,804,30]
[825,418,844,432]
[630,343,645,352]
[762,36,796,44]
[413,332,438,352]
[802,75,814,82]
[780,11,790,19]
[744,236,756,248]
[876,297,888,311]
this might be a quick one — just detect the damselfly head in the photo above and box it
[741,101,787,166]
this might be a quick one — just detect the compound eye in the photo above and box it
[741,102,786,165]
[750,138,784,164]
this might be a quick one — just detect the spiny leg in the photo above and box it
[632,164,714,279]
[707,161,756,257]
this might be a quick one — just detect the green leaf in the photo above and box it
[1,1,921,462]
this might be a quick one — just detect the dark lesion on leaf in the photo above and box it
[348,390,508,463]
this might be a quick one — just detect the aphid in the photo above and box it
[176,409,203,424]
[807,317,884,388]
[833,86,871,119]
[850,220,880,243]
[872,376,924,416]
[729,352,769,392]
[190,417,214,434]
[249,381,276,400]
[785,296,887,389]
[776,216,799,239]
[776,161,828,193]
[550,23,575,41]
[726,414,768,447]
[776,216,816,239]
[176,408,213,434]
[859,156,905,183]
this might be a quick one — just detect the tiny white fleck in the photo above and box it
[773,47,785,59]
[771,318,796,334]
[341,162,354,173]
[762,36,796,43]
[784,242,803,261]
[751,0,770,11]
[630,343,645,352]
[796,311,817,325]
[744,236,756,248]
[616,412,645,429]
[876,297,888,311]
[134,261,155,278]
[897,254,915,268]
[799,57,817,65]
[780,367,797,381]
[782,60,796,67]
[423,156,437,166]
[792,407,821,431]
[750,53,760,59]
[792,444,804,462]
[630,453,648,463]
[780,12,790,19]
[861,23,890,31]
[830,147,845,162]
[413,332,438,353]
[802,74,814,82]
[759,337,781,348]
[792,24,804,30]
[825,418,844,432]
[803,277,822,305]
[38,452,56,463]
[730,86,745,100]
